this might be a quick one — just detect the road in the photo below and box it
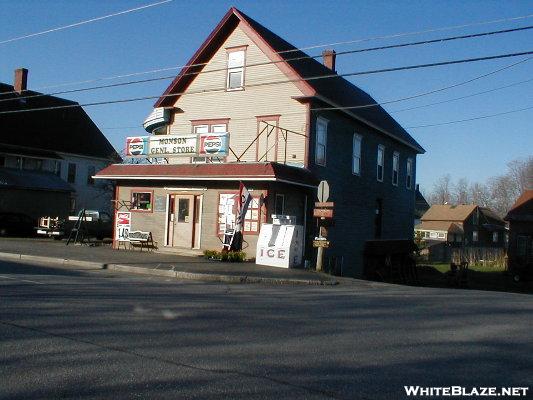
[1,260,531,399]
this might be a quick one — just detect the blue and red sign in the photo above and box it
[199,133,228,156]
[126,137,149,156]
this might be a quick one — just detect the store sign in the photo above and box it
[125,133,229,158]
[199,133,228,157]
[143,107,170,132]
[116,211,131,241]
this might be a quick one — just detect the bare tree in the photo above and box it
[428,174,452,205]
[507,156,533,193]
[453,178,470,204]
[469,182,492,207]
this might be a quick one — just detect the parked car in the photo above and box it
[0,212,37,237]
[37,210,113,240]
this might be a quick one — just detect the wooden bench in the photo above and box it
[128,231,158,252]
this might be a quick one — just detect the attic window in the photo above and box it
[226,48,245,90]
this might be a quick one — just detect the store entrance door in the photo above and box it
[167,195,195,248]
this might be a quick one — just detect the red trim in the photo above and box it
[226,44,249,51]
[130,188,154,213]
[191,118,230,126]
[216,190,264,237]
[225,45,247,91]
[304,102,310,168]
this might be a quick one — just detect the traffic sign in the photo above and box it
[317,180,330,202]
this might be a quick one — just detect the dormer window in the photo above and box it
[226,48,246,90]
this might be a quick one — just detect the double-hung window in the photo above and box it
[352,134,362,175]
[68,163,76,184]
[377,145,385,182]
[315,117,328,166]
[406,158,413,189]
[131,191,153,211]
[392,152,399,186]
[226,49,245,90]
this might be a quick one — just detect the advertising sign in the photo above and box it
[115,211,131,241]
[126,137,149,157]
[199,133,228,157]
[125,133,229,158]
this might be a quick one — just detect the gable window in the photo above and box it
[392,151,399,186]
[315,117,328,166]
[493,232,499,243]
[352,133,362,175]
[131,191,153,211]
[226,49,245,90]
[406,158,413,189]
[472,230,478,242]
[67,163,76,184]
[87,166,96,185]
[377,145,385,182]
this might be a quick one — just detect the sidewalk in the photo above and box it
[0,238,338,285]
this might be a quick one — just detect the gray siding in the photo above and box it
[308,108,418,277]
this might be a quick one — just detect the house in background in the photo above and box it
[504,190,533,279]
[95,7,425,277]
[415,204,506,262]
[0,68,120,219]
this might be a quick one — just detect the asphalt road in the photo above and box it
[1,260,532,400]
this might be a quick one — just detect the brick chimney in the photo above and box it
[14,68,28,93]
[322,49,336,72]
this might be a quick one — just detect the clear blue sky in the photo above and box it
[1,0,531,193]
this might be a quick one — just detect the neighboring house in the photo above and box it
[95,7,425,277]
[504,190,533,274]
[415,204,506,247]
[0,68,120,219]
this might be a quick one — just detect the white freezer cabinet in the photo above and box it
[255,224,304,268]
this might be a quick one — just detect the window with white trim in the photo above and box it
[352,133,362,175]
[377,145,385,182]
[392,151,399,186]
[406,158,413,189]
[226,50,245,90]
[315,117,328,166]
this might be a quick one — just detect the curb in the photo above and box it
[0,252,338,286]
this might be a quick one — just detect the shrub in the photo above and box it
[203,249,246,262]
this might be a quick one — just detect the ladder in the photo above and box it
[66,209,89,246]
[222,228,236,251]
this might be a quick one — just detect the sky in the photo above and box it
[0,0,531,194]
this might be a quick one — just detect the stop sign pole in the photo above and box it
[315,181,331,272]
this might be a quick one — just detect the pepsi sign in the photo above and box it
[199,133,228,156]
[126,137,149,157]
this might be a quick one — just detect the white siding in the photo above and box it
[168,25,308,166]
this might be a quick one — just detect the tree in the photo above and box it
[453,178,470,205]
[469,182,492,208]
[428,174,452,205]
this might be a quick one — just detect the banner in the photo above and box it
[126,133,229,158]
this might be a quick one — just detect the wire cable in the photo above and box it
[3,14,533,94]
[406,105,533,129]
[0,0,173,45]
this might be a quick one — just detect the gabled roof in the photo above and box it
[95,162,318,188]
[505,189,533,221]
[0,82,119,161]
[421,204,477,222]
[155,7,424,154]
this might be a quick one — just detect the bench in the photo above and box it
[127,231,158,252]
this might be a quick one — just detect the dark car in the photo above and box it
[0,212,37,237]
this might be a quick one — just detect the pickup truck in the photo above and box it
[36,210,113,240]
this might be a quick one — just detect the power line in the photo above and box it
[0,51,530,116]
[406,105,533,129]
[0,0,173,45]
[4,13,533,94]
[389,77,533,114]
[2,42,532,105]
